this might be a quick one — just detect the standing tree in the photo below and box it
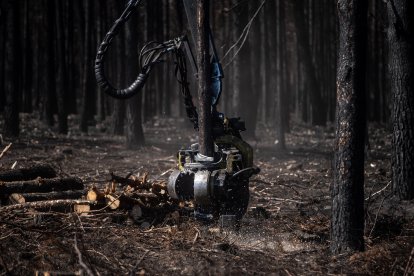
[387,0,414,200]
[125,10,145,148]
[3,0,20,137]
[331,0,368,254]
[196,0,214,157]
[55,0,69,134]
[80,0,95,133]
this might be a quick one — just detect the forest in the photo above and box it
[0,0,413,275]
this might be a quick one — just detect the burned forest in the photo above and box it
[1,0,414,275]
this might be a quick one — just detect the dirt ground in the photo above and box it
[0,114,413,275]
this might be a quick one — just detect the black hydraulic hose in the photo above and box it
[94,0,147,99]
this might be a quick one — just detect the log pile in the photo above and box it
[82,172,175,221]
[0,165,183,224]
[0,164,86,212]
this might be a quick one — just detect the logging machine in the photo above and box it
[95,0,259,225]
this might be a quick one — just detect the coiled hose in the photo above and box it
[94,0,147,99]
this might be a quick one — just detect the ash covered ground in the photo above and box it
[0,114,413,275]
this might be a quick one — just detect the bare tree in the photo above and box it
[3,0,20,137]
[125,9,145,148]
[387,0,414,200]
[331,0,368,254]
[196,0,214,157]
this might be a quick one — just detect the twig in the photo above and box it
[129,250,149,276]
[74,235,94,276]
[222,0,266,69]
[368,196,386,239]
[0,143,12,159]
[404,247,414,276]
[365,181,391,201]
[268,197,307,205]
[74,213,85,233]
[193,227,201,244]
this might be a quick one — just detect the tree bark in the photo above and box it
[331,0,368,254]
[55,0,69,134]
[3,0,20,137]
[79,0,94,133]
[40,0,56,127]
[387,0,414,200]
[125,9,145,148]
[196,0,214,157]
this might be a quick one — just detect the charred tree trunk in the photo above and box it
[55,0,69,134]
[387,0,414,200]
[40,0,55,127]
[196,0,214,157]
[3,0,20,137]
[79,0,94,133]
[125,10,145,148]
[237,2,255,138]
[331,0,368,254]
[276,0,286,150]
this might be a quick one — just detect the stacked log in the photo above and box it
[0,164,86,213]
[85,173,173,222]
[0,167,180,222]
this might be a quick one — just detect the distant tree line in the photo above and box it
[1,0,391,141]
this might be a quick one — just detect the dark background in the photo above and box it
[0,0,389,143]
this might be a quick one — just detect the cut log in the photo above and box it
[9,190,84,204]
[105,194,121,210]
[0,199,95,212]
[0,177,84,194]
[0,164,57,181]
[9,193,25,204]
[74,203,91,214]
[105,193,149,210]
[86,187,105,201]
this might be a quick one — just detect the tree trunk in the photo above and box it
[55,0,69,134]
[79,0,94,133]
[237,1,255,139]
[331,0,368,254]
[3,0,20,137]
[276,0,286,150]
[196,0,214,157]
[125,10,145,148]
[387,0,414,200]
[41,0,55,127]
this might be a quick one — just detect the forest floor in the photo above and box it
[0,114,413,275]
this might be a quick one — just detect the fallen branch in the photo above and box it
[0,177,83,194]
[0,164,57,182]
[9,190,84,204]
[0,199,95,212]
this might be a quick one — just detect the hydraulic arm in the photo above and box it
[95,0,259,226]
